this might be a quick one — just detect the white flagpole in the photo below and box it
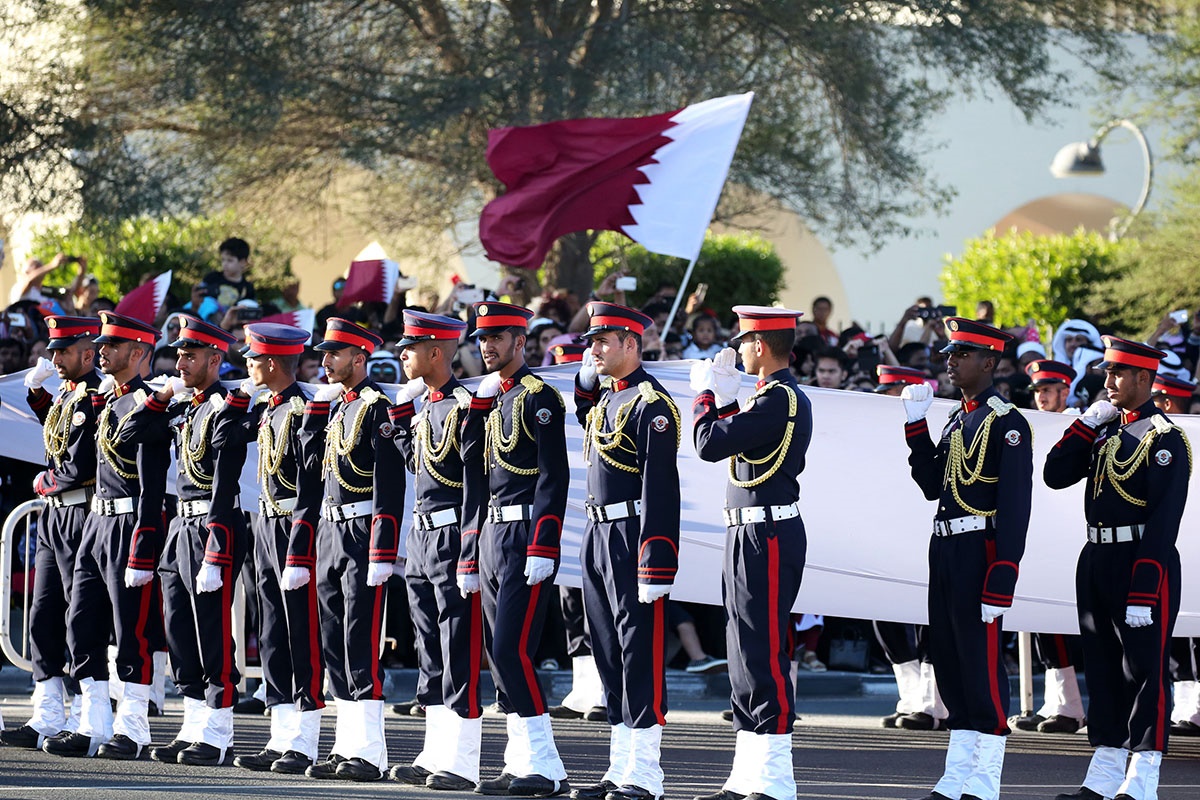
[664,254,700,336]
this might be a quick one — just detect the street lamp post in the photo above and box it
[1049,118,1153,241]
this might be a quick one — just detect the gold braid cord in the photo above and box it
[43,386,84,465]
[258,403,302,515]
[179,409,216,490]
[322,393,380,493]
[97,402,140,480]
[729,382,796,489]
[943,410,999,517]
[583,381,681,474]
[416,403,464,488]
[484,377,563,476]
[1093,420,1194,507]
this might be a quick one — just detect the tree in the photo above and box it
[940,229,1128,338]
[30,214,294,305]
[2,1,1157,300]
[591,230,784,323]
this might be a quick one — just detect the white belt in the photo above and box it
[933,515,990,537]
[259,496,297,518]
[91,495,135,516]
[414,507,460,531]
[585,500,642,523]
[723,502,799,526]
[1088,524,1143,544]
[46,488,92,509]
[178,499,211,518]
[321,499,374,522]
[487,504,532,524]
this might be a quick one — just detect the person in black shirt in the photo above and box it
[202,238,257,329]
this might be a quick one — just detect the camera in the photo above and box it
[455,284,485,308]
[65,255,80,264]
[235,306,263,321]
[914,304,957,320]
[615,276,638,292]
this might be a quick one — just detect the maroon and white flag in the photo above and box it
[261,308,316,334]
[338,259,399,308]
[479,93,753,268]
[115,270,172,324]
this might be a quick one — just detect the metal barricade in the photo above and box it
[0,499,44,673]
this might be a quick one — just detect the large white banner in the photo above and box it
[2,363,1197,635]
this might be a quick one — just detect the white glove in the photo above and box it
[366,562,393,587]
[395,377,427,406]
[280,566,310,591]
[314,383,342,402]
[124,568,154,588]
[457,573,481,598]
[638,583,672,604]
[24,357,56,390]
[239,377,265,400]
[689,360,716,395]
[477,372,503,398]
[981,603,1006,624]
[1126,605,1153,628]
[1081,400,1119,429]
[194,563,223,593]
[577,349,598,392]
[524,556,555,586]
[162,376,187,397]
[99,375,116,394]
[900,383,934,423]
[711,347,741,407]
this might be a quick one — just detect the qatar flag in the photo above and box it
[479,93,754,268]
[115,271,172,324]
[261,308,316,335]
[338,259,399,308]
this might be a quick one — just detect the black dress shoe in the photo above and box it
[720,709,734,722]
[961,795,983,800]
[549,705,585,720]
[1171,719,1200,736]
[897,712,941,731]
[1054,788,1105,800]
[271,750,315,774]
[1009,712,1045,731]
[97,734,143,760]
[1037,715,1082,734]
[336,756,383,781]
[607,785,657,800]
[693,792,745,800]
[584,706,608,722]
[746,794,780,800]
[390,698,422,716]
[234,748,283,771]
[509,774,570,797]
[150,739,193,763]
[476,772,517,795]
[1114,795,1135,800]
[912,793,953,800]
[0,724,46,749]
[411,704,427,717]
[428,771,478,791]
[573,780,618,800]
[233,697,266,715]
[306,754,346,779]
[148,701,163,717]
[390,764,433,784]
[881,711,904,728]
[42,731,94,757]
[178,741,227,766]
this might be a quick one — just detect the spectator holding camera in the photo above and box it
[202,237,257,329]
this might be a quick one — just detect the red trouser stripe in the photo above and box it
[135,581,154,684]
[519,582,545,715]
[1053,634,1070,668]
[986,620,1006,734]
[1156,573,1171,751]
[220,568,234,707]
[307,580,324,707]
[370,584,385,700]
[767,536,789,734]
[652,598,666,725]
[468,593,482,717]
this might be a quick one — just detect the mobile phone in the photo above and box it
[1170,309,1189,325]
[615,276,638,292]
[694,283,709,303]
[857,344,881,373]
[937,305,957,318]
[7,311,27,327]
[457,286,484,306]
[395,274,418,292]
[236,306,263,321]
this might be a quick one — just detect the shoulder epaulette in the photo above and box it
[453,386,472,408]
[638,381,659,405]
[133,388,148,405]
[360,386,383,406]
[987,396,1013,416]
[289,395,306,414]
[520,375,544,393]
[210,393,226,411]
[1152,415,1178,435]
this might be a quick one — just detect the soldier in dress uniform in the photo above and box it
[385,310,485,790]
[873,366,949,734]
[1008,360,1087,736]
[1046,337,1191,800]
[899,317,1032,800]
[217,323,326,775]
[298,317,405,782]
[571,302,681,800]
[1,317,101,749]
[45,311,169,760]
[690,305,811,800]
[1151,373,1195,417]
[119,315,247,766]
[461,301,570,798]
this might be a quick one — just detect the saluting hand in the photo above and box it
[1081,400,1119,429]
[900,383,934,423]
[711,348,740,407]
[577,350,598,392]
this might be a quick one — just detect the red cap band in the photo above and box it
[251,340,306,356]
[949,330,1005,350]
[474,314,530,328]
[101,323,155,342]
[1105,349,1159,371]
[589,314,646,334]
[323,327,377,353]
[177,328,231,352]
[404,324,459,340]
[739,316,798,333]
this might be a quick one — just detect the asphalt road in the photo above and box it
[1,692,1199,800]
